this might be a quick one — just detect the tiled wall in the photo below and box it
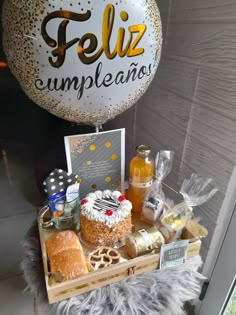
[109,0,236,274]
[108,0,236,276]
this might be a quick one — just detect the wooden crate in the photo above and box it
[38,215,202,304]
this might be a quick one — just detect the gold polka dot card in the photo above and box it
[64,129,125,198]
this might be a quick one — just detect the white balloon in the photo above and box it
[2,0,162,126]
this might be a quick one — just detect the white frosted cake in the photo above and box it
[80,190,132,247]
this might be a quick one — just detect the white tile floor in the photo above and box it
[0,275,34,315]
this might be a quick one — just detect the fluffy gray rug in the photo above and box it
[21,221,205,315]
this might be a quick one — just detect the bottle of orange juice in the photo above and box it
[127,145,154,213]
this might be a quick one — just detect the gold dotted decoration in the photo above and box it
[111,154,118,160]
[2,0,162,125]
[89,144,96,151]
[105,177,111,183]
[105,142,112,148]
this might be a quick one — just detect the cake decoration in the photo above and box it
[80,190,132,227]
[105,210,113,216]
[80,190,132,247]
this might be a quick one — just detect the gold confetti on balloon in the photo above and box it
[2,0,162,126]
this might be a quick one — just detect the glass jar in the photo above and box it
[127,145,154,213]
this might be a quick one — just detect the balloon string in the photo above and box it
[95,125,103,133]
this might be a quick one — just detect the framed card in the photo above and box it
[64,129,125,198]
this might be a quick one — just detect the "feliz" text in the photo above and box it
[41,4,146,67]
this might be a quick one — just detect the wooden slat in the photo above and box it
[177,67,236,251]
[157,0,171,22]
[166,22,236,70]
[194,68,236,121]
[181,135,234,195]
[189,106,236,163]
[135,107,186,158]
[130,58,198,177]
[109,0,236,271]
[156,0,171,54]
[180,67,236,194]
[141,86,192,132]
[171,0,236,22]
[151,57,199,100]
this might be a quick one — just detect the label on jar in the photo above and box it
[138,229,153,251]
[129,178,153,188]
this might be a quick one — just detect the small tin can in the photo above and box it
[125,227,165,258]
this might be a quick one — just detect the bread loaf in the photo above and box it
[46,230,83,260]
[50,249,87,280]
[45,230,88,281]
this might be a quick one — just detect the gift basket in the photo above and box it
[37,147,217,304]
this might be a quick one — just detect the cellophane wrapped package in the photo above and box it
[159,173,218,242]
[141,151,174,224]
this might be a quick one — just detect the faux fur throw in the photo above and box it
[21,221,205,315]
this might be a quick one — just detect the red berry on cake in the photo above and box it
[105,210,113,216]
[80,199,88,205]
[118,195,126,202]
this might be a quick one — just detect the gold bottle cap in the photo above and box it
[136,144,151,156]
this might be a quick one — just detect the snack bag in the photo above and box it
[159,173,218,242]
[141,151,174,224]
